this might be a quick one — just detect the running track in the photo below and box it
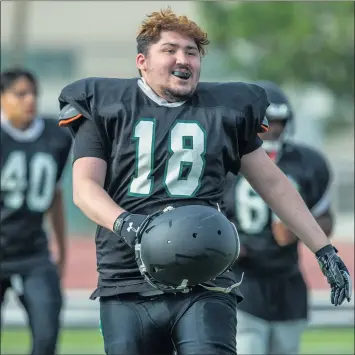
[56,238,354,291]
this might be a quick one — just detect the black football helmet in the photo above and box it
[255,81,294,157]
[135,205,240,293]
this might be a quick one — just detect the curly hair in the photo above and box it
[137,7,209,57]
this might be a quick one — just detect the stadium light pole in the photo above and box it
[10,0,30,67]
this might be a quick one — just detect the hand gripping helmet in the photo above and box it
[135,205,240,293]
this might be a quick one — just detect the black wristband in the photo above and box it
[315,244,337,258]
[113,212,131,234]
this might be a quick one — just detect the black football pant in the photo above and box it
[100,287,238,355]
[0,259,62,355]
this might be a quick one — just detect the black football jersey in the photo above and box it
[58,77,269,296]
[0,117,72,261]
[221,143,332,278]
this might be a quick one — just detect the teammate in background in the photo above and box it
[0,68,72,355]
[221,81,335,355]
[58,8,351,355]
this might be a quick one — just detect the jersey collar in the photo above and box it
[1,112,45,142]
[137,78,186,108]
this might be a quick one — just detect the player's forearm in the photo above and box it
[272,210,334,246]
[48,188,67,254]
[256,172,329,252]
[73,179,125,232]
[240,149,330,253]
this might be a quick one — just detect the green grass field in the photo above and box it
[1,327,354,354]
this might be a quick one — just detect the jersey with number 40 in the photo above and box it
[221,143,332,277]
[57,77,269,291]
[0,118,72,260]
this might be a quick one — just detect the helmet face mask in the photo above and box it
[134,205,240,293]
[255,81,295,159]
[260,119,287,142]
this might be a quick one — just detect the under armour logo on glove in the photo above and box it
[113,212,148,248]
[127,222,138,233]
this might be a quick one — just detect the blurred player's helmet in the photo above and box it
[135,205,240,293]
[255,81,294,158]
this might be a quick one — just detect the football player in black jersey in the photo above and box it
[221,81,338,354]
[0,68,72,355]
[58,8,351,355]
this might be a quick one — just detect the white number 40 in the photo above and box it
[1,151,57,212]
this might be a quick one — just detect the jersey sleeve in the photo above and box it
[73,118,109,162]
[58,104,85,136]
[57,77,107,136]
[237,85,269,157]
[241,135,264,156]
[57,78,112,162]
[57,78,94,136]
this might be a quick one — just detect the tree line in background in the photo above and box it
[199,2,354,131]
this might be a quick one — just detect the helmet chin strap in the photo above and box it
[199,275,244,294]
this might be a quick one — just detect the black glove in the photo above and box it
[113,212,148,248]
[316,244,352,306]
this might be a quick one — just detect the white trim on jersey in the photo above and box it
[1,112,45,142]
[137,78,186,108]
[310,188,331,218]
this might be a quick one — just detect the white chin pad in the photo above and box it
[262,140,281,153]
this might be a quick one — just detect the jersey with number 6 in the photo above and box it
[57,77,269,293]
[221,143,332,277]
[0,118,72,261]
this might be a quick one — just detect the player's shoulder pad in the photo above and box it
[57,77,97,129]
[197,81,269,132]
[292,143,331,175]
[197,81,268,108]
[58,77,136,126]
[58,104,83,128]
[59,77,135,105]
